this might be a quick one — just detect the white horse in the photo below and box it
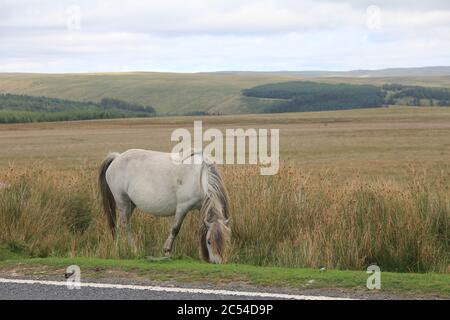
[98,149,231,263]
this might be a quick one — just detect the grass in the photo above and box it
[2,106,450,176]
[0,160,448,273]
[0,254,448,298]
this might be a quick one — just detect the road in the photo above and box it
[0,278,351,300]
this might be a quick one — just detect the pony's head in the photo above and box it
[203,218,231,264]
[199,161,231,264]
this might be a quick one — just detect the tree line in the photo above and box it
[382,84,450,106]
[0,94,156,123]
[242,81,385,113]
[242,81,450,113]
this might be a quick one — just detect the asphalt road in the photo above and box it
[0,278,348,300]
[0,282,270,300]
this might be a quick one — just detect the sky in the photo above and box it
[1,0,450,73]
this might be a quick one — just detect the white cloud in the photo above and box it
[0,0,449,72]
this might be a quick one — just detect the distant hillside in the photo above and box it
[0,72,298,115]
[215,66,450,78]
[0,94,155,123]
[1,70,450,116]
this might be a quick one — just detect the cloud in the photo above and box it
[0,0,449,72]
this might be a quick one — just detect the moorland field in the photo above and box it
[0,106,449,273]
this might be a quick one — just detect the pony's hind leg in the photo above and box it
[116,198,137,253]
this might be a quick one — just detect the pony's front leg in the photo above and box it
[163,205,191,256]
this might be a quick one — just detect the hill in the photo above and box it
[215,66,450,78]
[1,70,450,115]
[0,72,298,115]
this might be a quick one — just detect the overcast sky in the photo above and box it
[1,0,449,73]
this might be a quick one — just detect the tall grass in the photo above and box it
[0,163,448,273]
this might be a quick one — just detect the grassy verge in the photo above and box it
[0,254,448,298]
[0,164,448,273]
[0,163,450,273]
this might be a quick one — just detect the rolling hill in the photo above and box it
[1,68,450,115]
[0,72,298,115]
[214,66,450,78]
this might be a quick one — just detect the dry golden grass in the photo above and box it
[0,162,448,273]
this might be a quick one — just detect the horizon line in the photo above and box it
[1,65,450,75]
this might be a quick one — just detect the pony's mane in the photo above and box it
[199,161,230,261]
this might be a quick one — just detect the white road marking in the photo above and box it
[0,277,354,300]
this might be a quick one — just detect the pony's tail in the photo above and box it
[199,160,230,261]
[99,152,120,238]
